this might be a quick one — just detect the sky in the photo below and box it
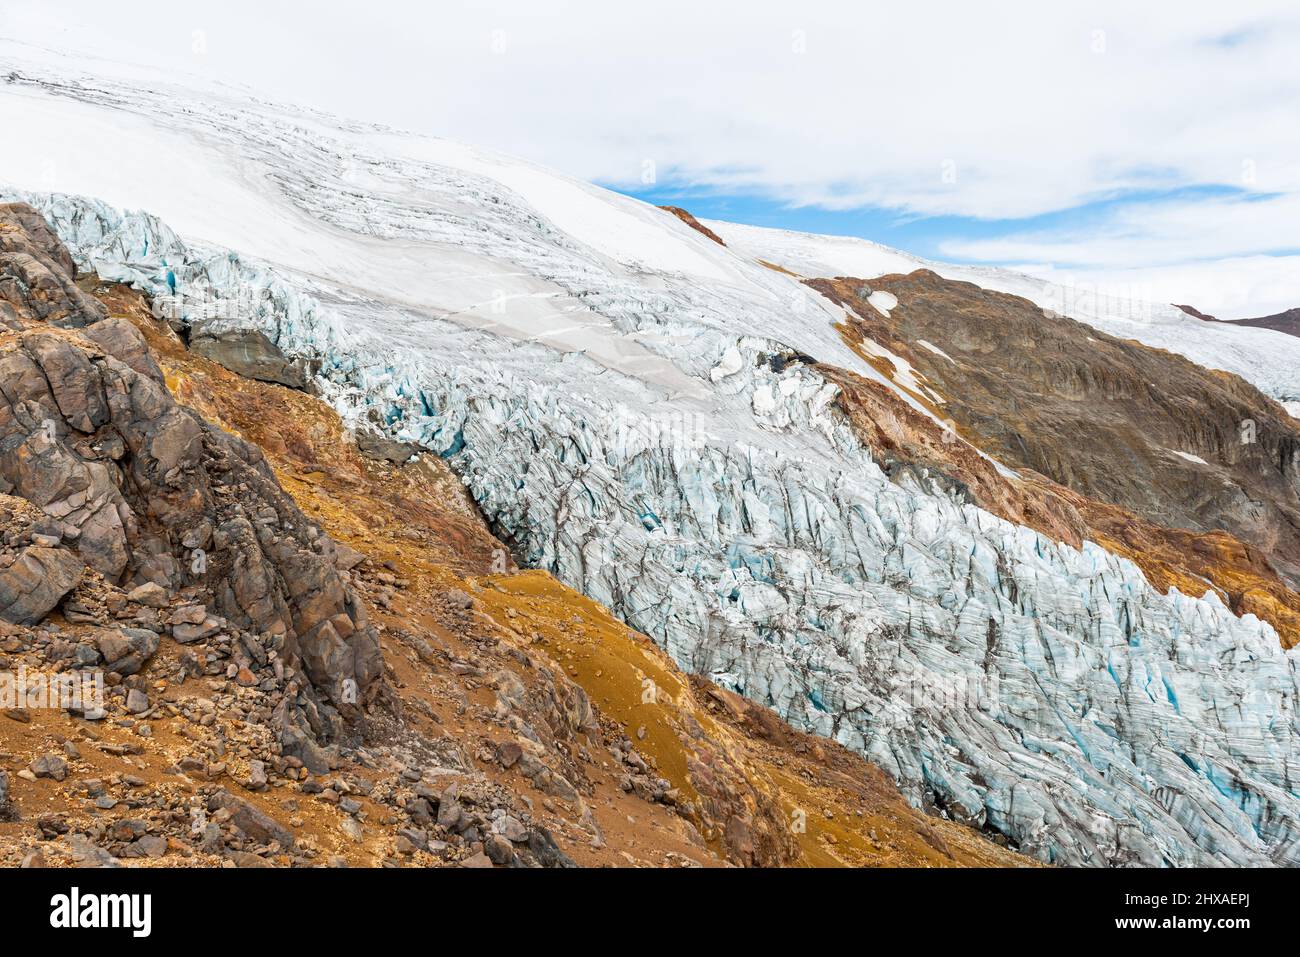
[1,0,1297,318]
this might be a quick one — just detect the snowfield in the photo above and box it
[3,45,1299,867]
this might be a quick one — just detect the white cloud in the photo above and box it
[1,0,1297,314]
[940,188,1300,317]
[1005,255,1300,321]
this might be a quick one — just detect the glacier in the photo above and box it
[3,48,1299,866]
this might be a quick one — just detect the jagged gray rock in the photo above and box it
[191,328,308,390]
[0,202,385,763]
[0,546,83,624]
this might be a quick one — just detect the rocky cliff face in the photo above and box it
[0,204,384,778]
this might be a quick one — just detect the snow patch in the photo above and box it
[867,290,898,317]
[916,339,955,363]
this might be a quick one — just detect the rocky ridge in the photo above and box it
[0,203,382,773]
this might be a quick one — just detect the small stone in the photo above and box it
[492,815,528,843]
[126,583,170,608]
[131,834,167,858]
[125,689,149,714]
[444,589,473,610]
[340,817,364,843]
[485,834,514,865]
[247,760,268,791]
[170,604,208,626]
[397,827,429,852]
[30,753,68,781]
[497,741,523,768]
[199,823,223,853]
[436,792,462,830]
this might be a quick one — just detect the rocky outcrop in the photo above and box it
[1174,303,1217,322]
[658,206,726,246]
[0,202,106,328]
[354,427,416,465]
[190,328,309,390]
[0,203,382,763]
[0,545,83,625]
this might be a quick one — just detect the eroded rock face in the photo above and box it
[0,202,106,328]
[0,203,382,758]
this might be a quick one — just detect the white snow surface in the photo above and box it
[708,219,1300,409]
[917,339,956,364]
[2,48,1299,867]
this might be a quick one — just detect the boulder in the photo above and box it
[191,328,308,390]
[207,789,296,849]
[355,428,416,465]
[0,547,84,625]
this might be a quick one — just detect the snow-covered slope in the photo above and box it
[3,47,1299,866]
[709,219,1300,412]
